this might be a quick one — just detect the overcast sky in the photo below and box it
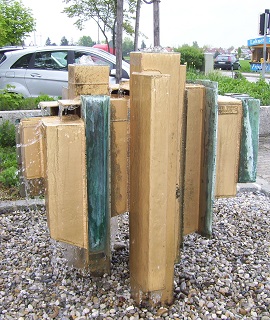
[20,0,270,49]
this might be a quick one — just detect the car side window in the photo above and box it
[33,51,68,70]
[0,53,6,64]
[74,51,114,70]
[10,53,33,69]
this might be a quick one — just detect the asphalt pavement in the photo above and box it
[238,135,270,196]
[221,70,270,83]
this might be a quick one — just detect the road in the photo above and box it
[221,70,270,83]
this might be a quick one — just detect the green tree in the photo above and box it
[60,36,69,46]
[192,41,199,48]
[45,37,51,46]
[0,14,7,46]
[0,0,35,46]
[122,37,133,56]
[174,45,204,70]
[214,50,220,58]
[141,39,146,49]
[63,0,136,53]
[77,35,95,47]
[237,47,242,58]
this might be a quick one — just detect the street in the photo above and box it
[221,70,270,83]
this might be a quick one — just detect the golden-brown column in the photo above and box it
[130,72,175,305]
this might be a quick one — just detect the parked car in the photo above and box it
[0,46,25,64]
[214,54,240,70]
[0,46,130,98]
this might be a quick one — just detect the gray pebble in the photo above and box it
[0,192,269,318]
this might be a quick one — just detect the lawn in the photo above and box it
[239,59,251,72]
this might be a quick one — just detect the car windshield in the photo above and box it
[216,55,230,61]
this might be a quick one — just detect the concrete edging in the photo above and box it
[1,105,270,136]
[1,181,269,215]
[0,199,45,215]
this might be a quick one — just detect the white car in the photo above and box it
[0,46,130,98]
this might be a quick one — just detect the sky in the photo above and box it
[20,0,270,49]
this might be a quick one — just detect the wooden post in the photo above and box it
[110,97,130,216]
[175,64,187,262]
[81,95,111,276]
[41,116,88,250]
[130,72,174,306]
[67,65,110,99]
[216,96,242,197]
[183,84,205,235]
[130,51,184,264]
[183,81,218,238]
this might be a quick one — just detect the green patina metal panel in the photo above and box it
[191,80,218,238]
[237,97,260,183]
[81,95,110,264]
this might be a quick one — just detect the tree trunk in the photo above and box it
[134,0,141,51]
[153,0,160,47]
[116,0,123,83]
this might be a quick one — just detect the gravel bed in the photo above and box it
[0,191,269,319]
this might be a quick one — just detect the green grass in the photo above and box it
[239,59,270,74]
[239,59,251,73]
[187,68,270,106]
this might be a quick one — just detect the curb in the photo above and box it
[0,199,45,214]
[237,177,270,197]
[1,179,269,215]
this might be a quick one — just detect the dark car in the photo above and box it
[214,54,240,70]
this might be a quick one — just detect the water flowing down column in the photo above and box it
[81,95,111,276]
[237,97,260,183]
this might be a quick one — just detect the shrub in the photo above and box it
[0,147,17,168]
[0,166,18,187]
[0,86,24,110]
[0,120,16,147]
[175,45,204,70]
[0,86,57,111]
[186,69,270,106]
[0,146,18,187]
